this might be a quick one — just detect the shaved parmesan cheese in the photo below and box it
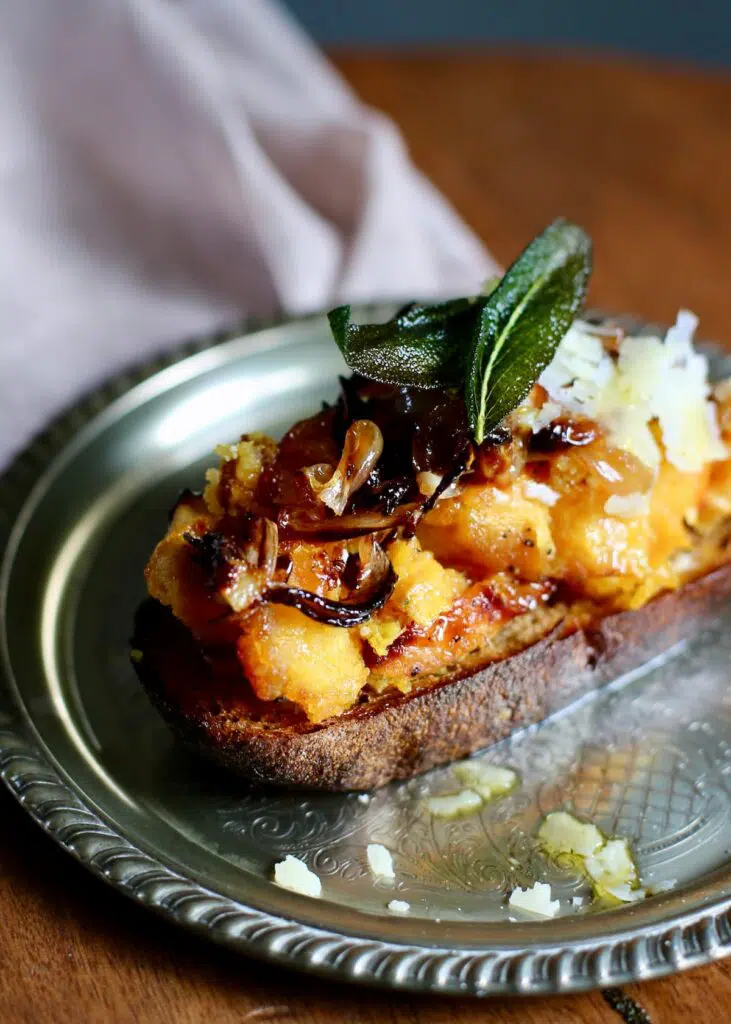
[387,899,410,913]
[538,811,604,858]
[424,789,483,819]
[585,838,637,886]
[538,812,645,906]
[508,882,560,918]
[452,761,518,799]
[523,480,560,507]
[532,400,563,434]
[585,838,644,902]
[539,311,725,474]
[604,492,651,518]
[273,855,321,898]
[366,843,395,880]
[425,764,518,818]
[540,325,613,421]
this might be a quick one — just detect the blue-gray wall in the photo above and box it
[283,1,731,67]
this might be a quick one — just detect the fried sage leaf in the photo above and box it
[465,219,592,444]
[328,297,481,389]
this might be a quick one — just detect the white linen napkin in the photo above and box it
[0,0,495,470]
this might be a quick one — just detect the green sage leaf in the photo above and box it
[328,297,482,389]
[465,219,592,444]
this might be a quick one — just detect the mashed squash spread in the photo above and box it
[146,313,731,723]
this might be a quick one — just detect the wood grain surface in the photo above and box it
[2,48,731,1023]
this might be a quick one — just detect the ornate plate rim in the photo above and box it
[1,312,730,997]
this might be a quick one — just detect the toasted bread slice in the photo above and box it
[132,561,731,790]
[137,284,731,790]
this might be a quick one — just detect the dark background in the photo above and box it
[283,1,731,67]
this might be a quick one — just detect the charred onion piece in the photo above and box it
[185,517,278,599]
[374,476,415,515]
[185,530,242,589]
[263,542,397,626]
[305,419,383,515]
[253,517,279,577]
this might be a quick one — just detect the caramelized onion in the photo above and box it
[185,530,241,589]
[257,518,279,578]
[302,462,332,492]
[284,444,473,540]
[531,418,599,453]
[306,419,383,515]
[282,504,421,538]
[263,541,397,626]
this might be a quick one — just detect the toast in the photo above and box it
[134,222,731,791]
[133,561,731,790]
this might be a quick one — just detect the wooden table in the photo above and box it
[3,49,731,1023]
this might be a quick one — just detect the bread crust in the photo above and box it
[132,563,731,790]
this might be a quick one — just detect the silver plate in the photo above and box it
[1,312,730,997]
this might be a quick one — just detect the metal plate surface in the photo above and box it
[1,312,730,996]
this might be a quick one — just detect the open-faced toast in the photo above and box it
[133,221,731,790]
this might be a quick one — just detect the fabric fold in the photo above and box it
[0,0,496,469]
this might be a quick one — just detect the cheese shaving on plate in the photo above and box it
[366,843,395,880]
[538,812,645,904]
[273,855,322,898]
[508,882,560,918]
